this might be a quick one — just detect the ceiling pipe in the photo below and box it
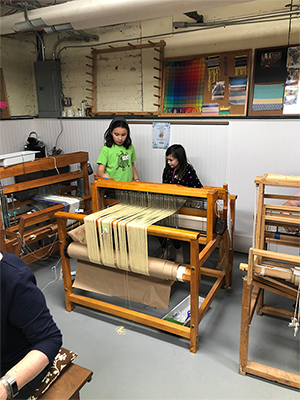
[0,0,251,35]
[173,9,300,28]
[52,31,99,59]
[35,31,45,61]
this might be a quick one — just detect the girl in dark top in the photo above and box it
[161,144,203,262]
[163,144,202,188]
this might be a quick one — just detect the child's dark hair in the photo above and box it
[163,144,189,180]
[104,117,132,149]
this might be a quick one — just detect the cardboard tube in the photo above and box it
[67,242,182,281]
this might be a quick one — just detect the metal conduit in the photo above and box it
[173,9,300,28]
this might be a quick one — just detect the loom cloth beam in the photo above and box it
[65,237,226,284]
[240,247,300,286]
[67,242,181,281]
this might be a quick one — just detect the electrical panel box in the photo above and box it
[34,60,63,118]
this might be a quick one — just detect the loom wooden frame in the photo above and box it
[0,152,91,265]
[86,40,166,116]
[56,179,236,353]
[239,174,300,388]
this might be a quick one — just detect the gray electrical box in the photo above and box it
[34,60,63,118]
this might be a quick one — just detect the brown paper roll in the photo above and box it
[73,260,172,310]
[67,242,180,281]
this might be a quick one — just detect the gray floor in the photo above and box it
[31,240,300,400]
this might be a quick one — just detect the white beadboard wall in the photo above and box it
[1,118,299,253]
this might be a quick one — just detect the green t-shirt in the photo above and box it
[97,144,137,182]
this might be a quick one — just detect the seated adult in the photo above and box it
[0,251,62,400]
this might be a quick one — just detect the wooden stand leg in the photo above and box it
[224,229,230,289]
[239,277,252,375]
[229,195,237,271]
[217,237,224,270]
[57,217,75,312]
[0,229,8,251]
[14,218,25,257]
[190,238,200,353]
[256,288,264,316]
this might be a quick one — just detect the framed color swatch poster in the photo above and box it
[161,49,251,117]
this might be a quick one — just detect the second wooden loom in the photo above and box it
[56,179,237,353]
[239,174,300,388]
[0,152,91,264]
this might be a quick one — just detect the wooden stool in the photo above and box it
[39,363,93,400]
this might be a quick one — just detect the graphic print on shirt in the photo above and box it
[116,150,130,171]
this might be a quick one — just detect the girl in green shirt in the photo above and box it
[97,117,139,182]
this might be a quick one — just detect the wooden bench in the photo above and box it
[39,363,93,400]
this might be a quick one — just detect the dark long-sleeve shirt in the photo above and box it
[163,164,203,188]
[0,251,62,374]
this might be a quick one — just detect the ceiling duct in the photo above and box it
[0,0,252,35]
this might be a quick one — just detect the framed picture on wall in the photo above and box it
[161,49,252,117]
[249,44,300,117]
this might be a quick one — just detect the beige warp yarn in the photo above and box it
[84,192,185,276]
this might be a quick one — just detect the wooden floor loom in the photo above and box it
[0,152,91,264]
[239,174,300,389]
[56,179,237,353]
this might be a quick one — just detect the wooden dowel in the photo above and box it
[86,56,93,60]
[154,85,161,89]
[86,64,93,68]
[109,45,115,49]
[86,72,93,76]
[153,103,160,107]
[93,41,162,55]
[154,57,161,62]
[154,76,161,80]
[154,94,161,98]
[154,67,161,71]
[154,48,161,53]
[127,43,136,48]
[86,88,93,92]
[148,40,155,44]
[86,96,93,100]
[86,80,93,84]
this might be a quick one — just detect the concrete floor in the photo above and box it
[31,241,300,400]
